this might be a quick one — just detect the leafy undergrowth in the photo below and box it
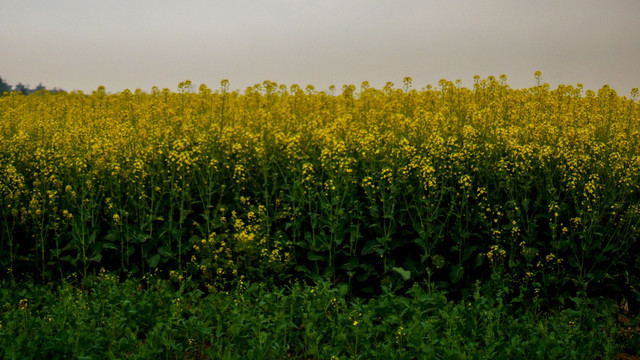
[1,273,638,359]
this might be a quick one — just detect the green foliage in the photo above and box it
[0,276,634,359]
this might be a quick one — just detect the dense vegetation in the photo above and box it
[1,74,639,358]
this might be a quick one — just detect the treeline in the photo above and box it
[0,75,64,95]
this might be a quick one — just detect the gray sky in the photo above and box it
[2,0,639,94]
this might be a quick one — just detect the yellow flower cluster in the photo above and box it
[486,245,506,263]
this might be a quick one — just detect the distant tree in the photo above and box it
[0,76,11,93]
[14,82,29,95]
[0,75,63,94]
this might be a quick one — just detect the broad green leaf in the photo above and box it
[450,264,464,284]
[147,254,161,268]
[158,246,173,257]
[392,266,411,281]
[361,240,380,256]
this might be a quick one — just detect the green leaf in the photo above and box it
[134,231,149,244]
[307,251,326,261]
[474,253,485,268]
[158,246,173,258]
[567,255,579,269]
[104,231,119,241]
[60,255,75,264]
[361,240,380,255]
[450,264,464,284]
[322,265,335,278]
[462,245,478,261]
[102,242,118,250]
[89,253,102,263]
[392,266,411,281]
[147,254,161,268]
[340,256,360,271]
[125,246,135,258]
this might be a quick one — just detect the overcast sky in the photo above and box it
[2,0,639,94]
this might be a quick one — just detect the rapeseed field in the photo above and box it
[1,75,639,358]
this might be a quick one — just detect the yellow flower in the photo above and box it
[18,298,28,311]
